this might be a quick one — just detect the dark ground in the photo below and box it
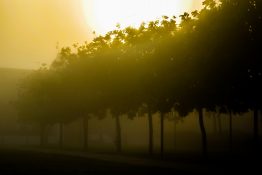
[0,146,261,175]
[0,148,185,175]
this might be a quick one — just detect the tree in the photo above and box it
[16,0,262,157]
[16,66,58,146]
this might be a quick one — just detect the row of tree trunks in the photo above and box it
[109,108,252,155]
[38,109,259,158]
[38,112,201,157]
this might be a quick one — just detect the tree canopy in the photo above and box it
[16,0,262,154]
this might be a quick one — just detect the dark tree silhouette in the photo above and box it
[16,0,262,157]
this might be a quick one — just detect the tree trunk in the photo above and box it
[160,112,164,158]
[229,111,233,152]
[148,111,153,155]
[115,115,122,153]
[83,116,89,150]
[59,122,64,149]
[198,108,207,157]
[253,109,259,143]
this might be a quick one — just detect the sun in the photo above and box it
[82,0,197,35]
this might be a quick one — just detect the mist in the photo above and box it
[0,0,91,69]
[0,0,262,174]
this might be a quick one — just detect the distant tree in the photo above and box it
[16,66,57,146]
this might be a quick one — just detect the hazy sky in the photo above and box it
[0,0,202,69]
[0,0,91,69]
[83,0,203,34]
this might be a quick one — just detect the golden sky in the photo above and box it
[83,0,203,34]
[0,0,202,69]
[0,0,91,69]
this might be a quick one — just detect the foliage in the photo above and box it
[16,0,262,149]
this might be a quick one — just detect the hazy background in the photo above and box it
[0,0,202,69]
[0,0,260,158]
[0,0,92,69]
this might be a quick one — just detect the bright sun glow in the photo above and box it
[83,0,198,35]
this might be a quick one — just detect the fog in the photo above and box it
[0,0,91,69]
[0,0,261,174]
[0,68,257,155]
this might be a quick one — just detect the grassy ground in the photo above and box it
[0,145,261,175]
[0,148,190,175]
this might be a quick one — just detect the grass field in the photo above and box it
[0,146,261,175]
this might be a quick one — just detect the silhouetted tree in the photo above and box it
[16,0,262,157]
